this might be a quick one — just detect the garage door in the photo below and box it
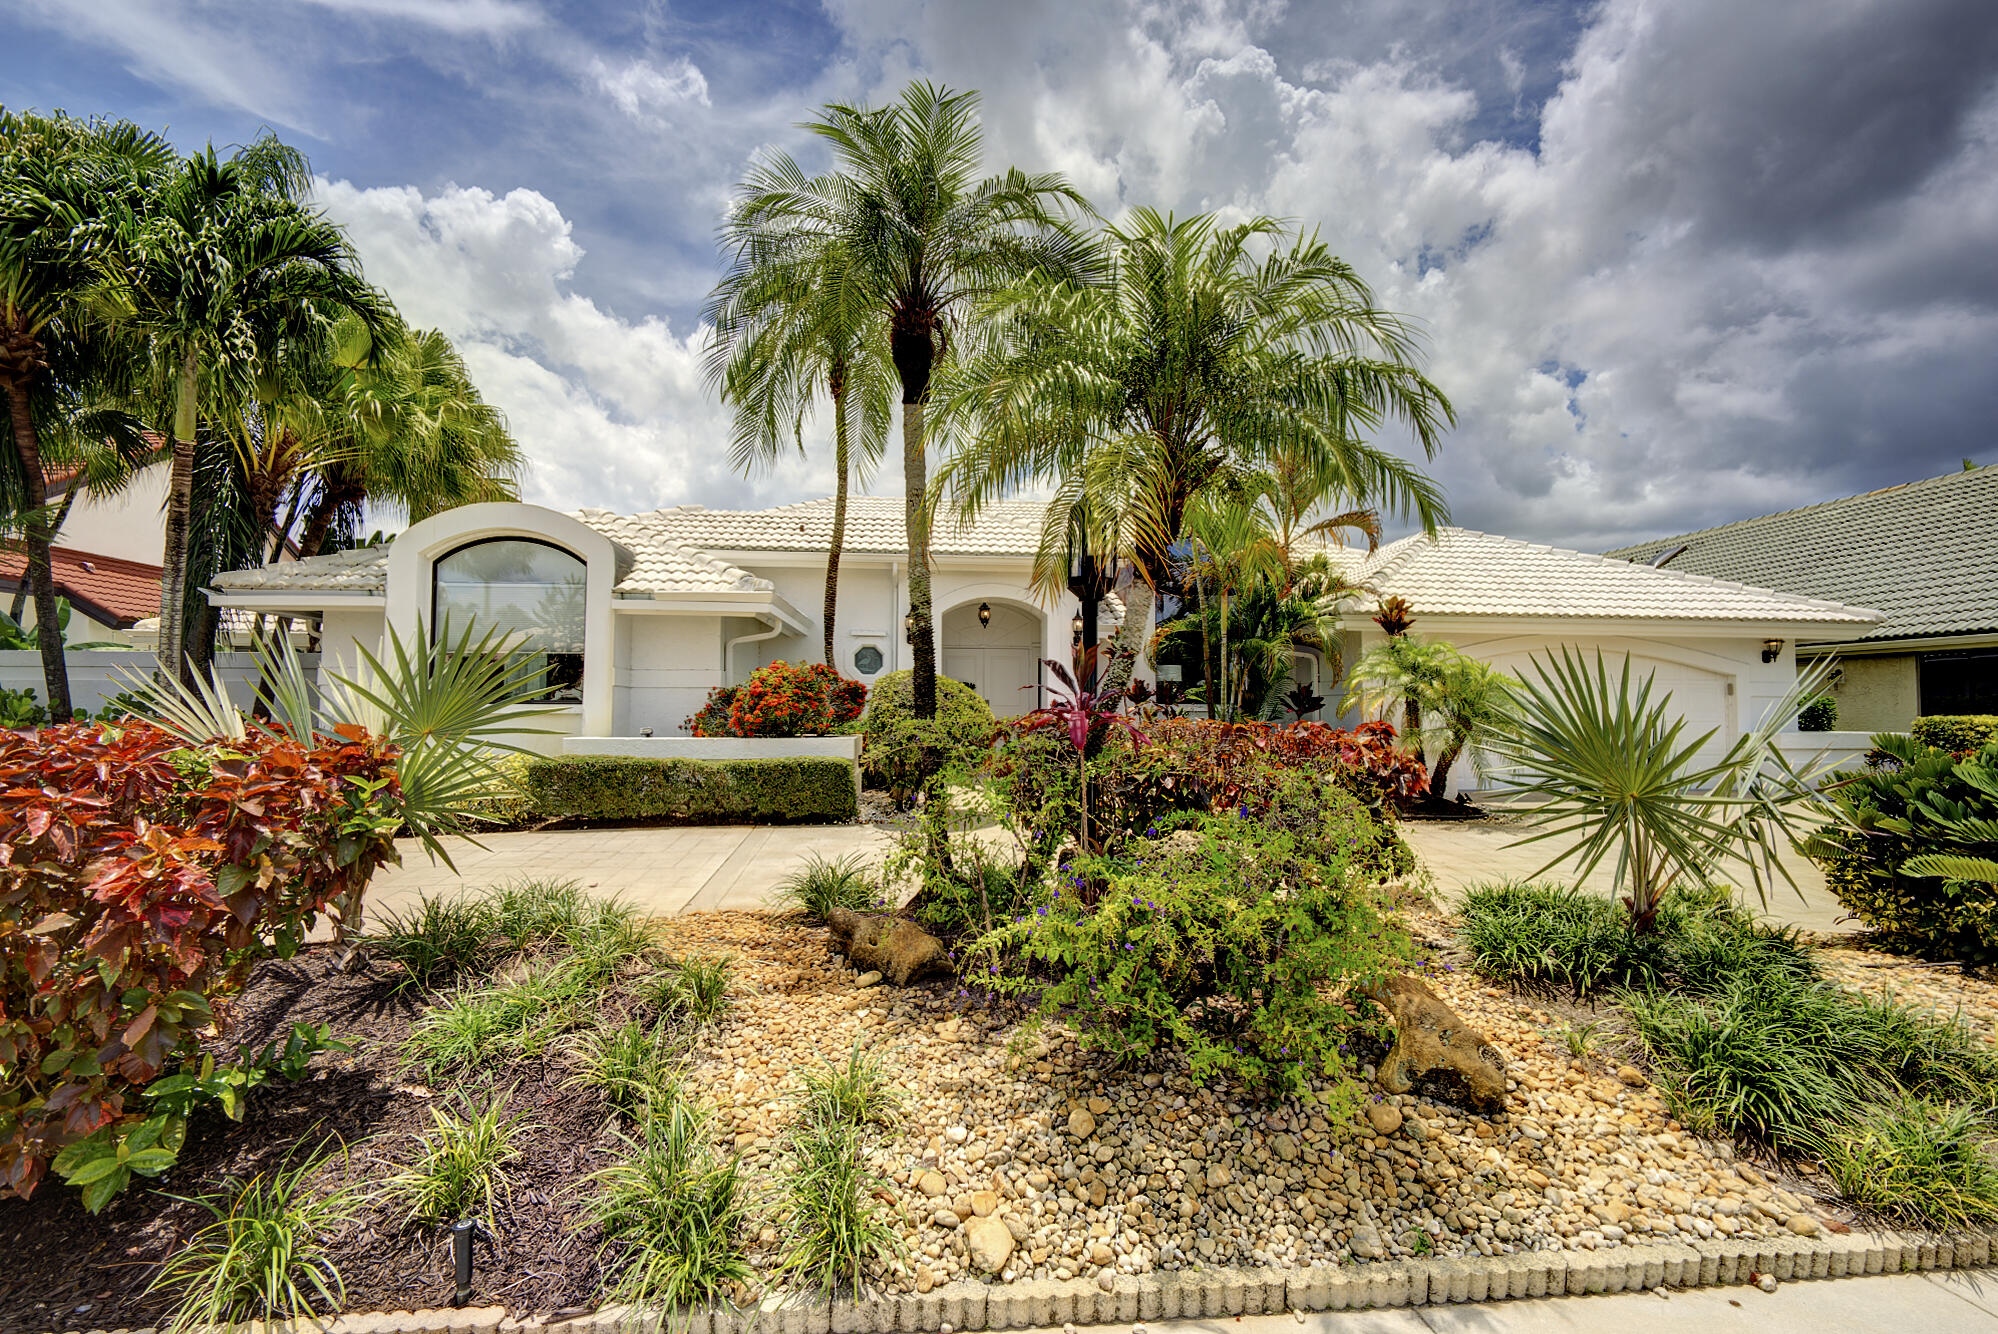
[1471,652,1732,790]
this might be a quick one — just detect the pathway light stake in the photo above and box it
[452,1218,476,1307]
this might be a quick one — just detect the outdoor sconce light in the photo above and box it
[978,601,991,629]
[1761,638,1784,663]
[1071,610,1085,642]
[904,607,916,643]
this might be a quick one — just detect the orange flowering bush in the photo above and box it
[688,660,869,738]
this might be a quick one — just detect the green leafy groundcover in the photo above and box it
[523,755,857,824]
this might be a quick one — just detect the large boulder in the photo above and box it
[1368,974,1507,1113]
[825,907,949,986]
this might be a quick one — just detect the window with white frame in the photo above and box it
[432,538,586,702]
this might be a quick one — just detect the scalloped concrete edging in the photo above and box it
[49,1230,1996,1334]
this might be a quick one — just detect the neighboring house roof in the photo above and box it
[1327,527,1882,631]
[210,545,391,596]
[1605,465,1998,647]
[589,496,1050,557]
[0,546,162,628]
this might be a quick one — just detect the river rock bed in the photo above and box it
[658,910,1827,1298]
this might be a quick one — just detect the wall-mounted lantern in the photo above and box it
[1071,610,1084,643]
[978,601,992,629]
[1761,638,1784,663]
[904,607,916,643]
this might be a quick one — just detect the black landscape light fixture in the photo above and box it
[1762,638,1784,663]
[978,601,992,629]
[1071,609,1085,643]
[904,606,916,643]
[451,1218,476,1307]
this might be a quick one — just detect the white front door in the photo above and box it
[944,647,1041,717]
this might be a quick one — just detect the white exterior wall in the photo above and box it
[0,649,315,716]
[614,612,729,736]
[56,470,169,565]
[1345,622,1804,799]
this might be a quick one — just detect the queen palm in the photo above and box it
[0,110,173,715]
[728,83,1094,718]
[707,190,892,667]
[940,209,1453,696]
[88,133,391,681]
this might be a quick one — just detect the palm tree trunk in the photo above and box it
[824,367,850,668]
[5,374,71,718]
[295,467,366,559]
[1217,586,1231,722]
[1098,581,1152,698]
[1195,574,1212,719]
[902,396,936,719]
[156,348,199,684]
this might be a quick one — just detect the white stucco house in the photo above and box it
[201,498,1886,787]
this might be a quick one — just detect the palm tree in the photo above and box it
[0,110,173,715]
[730,83,1094,717]
[235,313,519,562]
[707,188,893,667]
[1343,633,1459,766]
[1178,498,1286,721]
[87,133,391,681]
[940,209,1453,697]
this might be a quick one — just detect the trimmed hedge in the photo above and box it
[1912,715,1998,756]
[859,669,996,802]
[522,755,857,825]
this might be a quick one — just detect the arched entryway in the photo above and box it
[940,598,1045,717]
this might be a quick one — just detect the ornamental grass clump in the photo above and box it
[966,774,1408,1102]
[772,1118,903,1298]
[385,1089,535,1226]
[772,852,885,923]
[796,1042,901,1129]
[1821,1098,1998,1228]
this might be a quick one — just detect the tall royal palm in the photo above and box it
[90,134,390,681]
[0,110,173,715]
[941,209,1454,694]
[707,193,892,666]
[731,83,1094,717]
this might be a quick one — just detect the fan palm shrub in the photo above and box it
[1492,647,1830,932]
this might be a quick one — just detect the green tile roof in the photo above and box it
[1607,465,1998,645]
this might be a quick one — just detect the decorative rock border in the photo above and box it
[50,1230,1996,1334]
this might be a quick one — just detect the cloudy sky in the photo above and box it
[6,0,1996,549]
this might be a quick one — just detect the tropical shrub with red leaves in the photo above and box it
[0,720,403,1203]
[1147,716,1428,812]
[685,686,740,738]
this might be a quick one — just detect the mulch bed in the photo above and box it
[0,945,615,1334]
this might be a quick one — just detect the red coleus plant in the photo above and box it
[1148,716,1428,812]
[0,720,404,1200]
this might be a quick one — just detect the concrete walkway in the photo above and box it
[1398,818,1856,935]
[1139,1271,1998,1332]
[367,824,893,921]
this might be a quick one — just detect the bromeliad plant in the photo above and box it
[1494,647,1831,933]
[1018,649,1146,854]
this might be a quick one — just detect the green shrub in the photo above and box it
[772,1119,902,1298]
[148,1143,360,1334]
[385,1089,533,1225]
[1625,967,1998,1146]
[967,775,1406,1100]
[1798,694,1838,732]
[859,669,995,803]
[796,1043,901,1129]
[1812,733,1998,962]
[1458,881,1811,996]
[684,685,740,738]
[583,1088,752,1311]
[1822,1098,1998,1228]
[1911,715,1998,755]
[772,852,884,922]
[523,755,858,824]
[0,684,48,729]
[462,753,539,829]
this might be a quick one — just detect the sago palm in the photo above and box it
[730,82,1095,717]
[708,188,893,666]
[940,209,1452,695]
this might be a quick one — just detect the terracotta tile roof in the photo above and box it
[1332,527,1882,628]
[1607,464,1998,644]
[0,546,162,627]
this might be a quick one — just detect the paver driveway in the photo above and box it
[365,823,894,922]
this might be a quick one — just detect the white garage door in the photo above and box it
[1471,651,1733,790]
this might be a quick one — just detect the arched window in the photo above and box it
[433,538,586,702]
